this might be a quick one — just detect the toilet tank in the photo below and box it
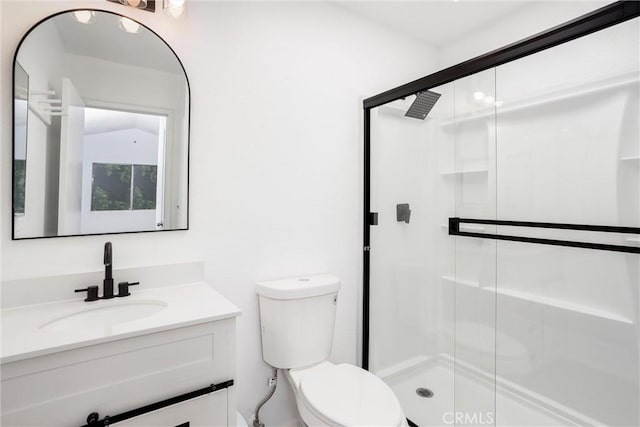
[256,274,341,369]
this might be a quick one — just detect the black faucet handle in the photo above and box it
[117,281,140,297]
[75,286,99,302]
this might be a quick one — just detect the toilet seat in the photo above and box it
[297,363,404,427]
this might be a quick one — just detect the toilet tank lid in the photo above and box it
[256,274,340,300]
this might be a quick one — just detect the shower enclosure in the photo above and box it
[362,3,640,426]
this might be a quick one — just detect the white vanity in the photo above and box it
[1,279,240,426]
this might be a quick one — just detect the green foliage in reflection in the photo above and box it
[91,163,158,211]
[14,160,26,214]
[133,165,157,210]
[91,163,132,211]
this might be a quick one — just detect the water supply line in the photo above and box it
[253,368,278,427]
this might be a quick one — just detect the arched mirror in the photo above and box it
[12,10,189,239]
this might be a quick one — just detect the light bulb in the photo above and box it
[120,0,148,8]
[473,91,485,101]
[119,17,140,33]
[165,0,186,18]
[73,10,96,24]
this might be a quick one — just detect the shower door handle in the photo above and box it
[369,212,378,226]
[448,217,640,254]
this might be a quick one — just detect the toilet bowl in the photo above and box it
[285,361,407,427]
[256,275,407,427]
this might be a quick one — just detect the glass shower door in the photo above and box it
[490,17,640,427]
[366,9,639,427]
[368,81,456,426]
[450,68,498,427]
[367,71,500,427]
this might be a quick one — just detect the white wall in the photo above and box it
[186,3,438,424]
[58,78,85,236]
[438,1,609,70]
[0,2,438,426]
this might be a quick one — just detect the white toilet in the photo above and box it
[256,274,407,427]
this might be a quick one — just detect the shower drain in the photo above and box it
[416,387,434,398]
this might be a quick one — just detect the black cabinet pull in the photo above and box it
[80,380,233,427]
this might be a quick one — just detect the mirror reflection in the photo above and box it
[14,63,29,216]
[13,10,189,239]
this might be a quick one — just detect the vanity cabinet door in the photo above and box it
[119,390,228,427]
[1,320,236,427]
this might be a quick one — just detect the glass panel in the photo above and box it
[493,17,640,427]
[368,14,639,427]
[132,165,157,210]
[91,163,132,211]
[368,81,455,426]
[452,68,497,427]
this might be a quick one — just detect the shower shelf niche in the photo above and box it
[441,275,634,325]
[439,168,488,177]
[620,156,640,163]
[440,275,479,289]
[439,72,638,130]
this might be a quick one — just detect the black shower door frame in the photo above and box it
[361,1,640,378]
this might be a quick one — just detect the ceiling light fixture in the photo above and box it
[73,10,97,24]
[473,91,485,101]
[119,0,148,9]
[164,0,186,18]
[119,17,141,33]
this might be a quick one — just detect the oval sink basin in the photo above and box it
[40,300,168,331]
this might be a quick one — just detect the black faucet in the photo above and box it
[74,242,139,301]
[103,241,114,299]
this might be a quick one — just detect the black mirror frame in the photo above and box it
[11,9,191,240]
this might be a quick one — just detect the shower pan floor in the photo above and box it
[384,358,584,427]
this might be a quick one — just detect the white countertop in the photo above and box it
[1,282,240,364]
